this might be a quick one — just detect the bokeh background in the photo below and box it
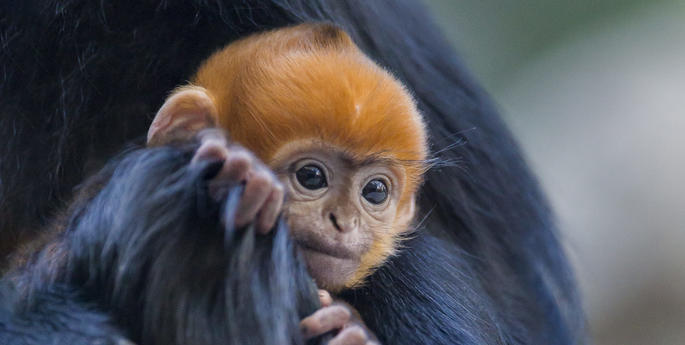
[423,1,685,344]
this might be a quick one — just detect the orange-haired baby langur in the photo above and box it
[147,23,428,344]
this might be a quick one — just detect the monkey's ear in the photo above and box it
[396,197,417,231]
[147,86,219,146]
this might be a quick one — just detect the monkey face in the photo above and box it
[149,23,428,292]
[270,140,413,292]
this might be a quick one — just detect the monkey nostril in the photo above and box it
[329,213,342,232]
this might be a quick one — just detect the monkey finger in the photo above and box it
[196,128,227,143]
[219,148,253,182]
[191,136,229,165]
[194,128,228,155]
[300,305,351,339]
[195,146,253,200]
[328,325,369,345]
[318,289,333,307]
[256,183,284,234]
[193,131,255,182]
[234,170,272,227]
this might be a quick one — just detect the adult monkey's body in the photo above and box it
[0,1,585,344]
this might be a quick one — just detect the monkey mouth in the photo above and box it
[294,235,360,289]
[294,235,356,260]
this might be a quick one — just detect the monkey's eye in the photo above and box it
[295,165,328,190]
[362,179,388,204]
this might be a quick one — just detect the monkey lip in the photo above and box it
[295,236,356,260]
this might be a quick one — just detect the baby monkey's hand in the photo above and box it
[301,290,380,345]
[191,129,284,234]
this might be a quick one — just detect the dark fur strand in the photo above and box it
[1,144,322,345]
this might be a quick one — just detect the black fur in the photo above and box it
[0,284,130,345]
[0,1,585,344]
[0,144,322,345]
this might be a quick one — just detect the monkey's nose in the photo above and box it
[329,213,354,233]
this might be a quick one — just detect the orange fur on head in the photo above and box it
[154,23,428,287]
[192,23,428,199]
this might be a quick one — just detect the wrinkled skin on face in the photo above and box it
[269,140,414,292]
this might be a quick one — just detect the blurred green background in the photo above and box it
[423,1,685,344]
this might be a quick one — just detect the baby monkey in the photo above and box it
[148,23,428,344]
